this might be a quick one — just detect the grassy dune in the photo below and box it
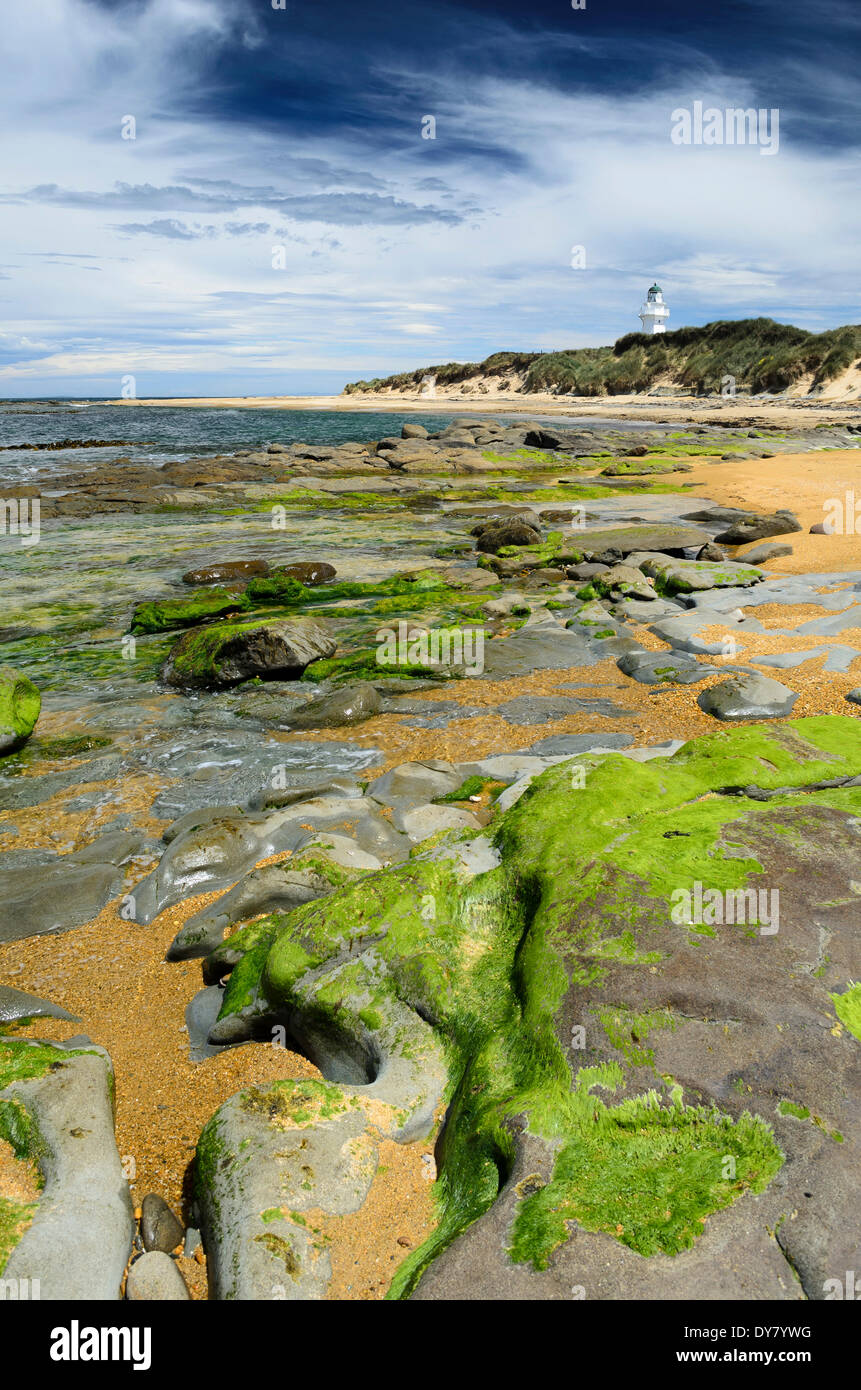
[344,318,861,397]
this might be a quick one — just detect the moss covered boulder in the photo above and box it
[245,566,450,608]
[0,1038,134,1294]
[131,588,248,634]
[0,666,41,755]
[639,557,765,595]
[161,617,337,689]
[193,716,861,1301]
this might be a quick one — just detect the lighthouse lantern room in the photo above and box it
[639,283,669,334]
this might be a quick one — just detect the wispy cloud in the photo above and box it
[113,218,272,239]
[12,181,460,227]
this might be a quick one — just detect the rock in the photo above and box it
[368,760,461,807]
[402,423,429,439]
[183,1227,202,1258]
[284,682,382,730]
[526,567,568,586]
[167,860,336,961]
[126,1251,191,1301]
[579,524,710,558]
[529,732,634,757]
[296,832,385,873]
[739,542,794,564]
[592,564,656,600]
[161,617,337,689]
[474,520,542,554]
[469,507,542,534]
[697,542,727,562]
[697,673,798,720]
[0,666,41,755]
[140,1194,184,1254]
[196,717,861,1304]
[182,560,269,585]
[234,687,310,726]
[381,443,442,470]
[275,561,337,586]
[479,627,604,680]
[0,860,126,944]
[483,593,530,618]
[131,588,248,634]
[638,558,764,595]
[618,650,716,685]
[1,1042,134,1298]
[438,566,500,592]
[681,506,751,526]
[566,562,610,581]
[0,984,81,1024]
[133,791,380,923]
[392,803,482,843]
[248,775,363,813]
[846,689,861,705]
[714,510,801,545]
[496,695,591,725]
[70,828,155,865]
[809,522,835,536]
[185,986,231,1060]
[162,804,246,843]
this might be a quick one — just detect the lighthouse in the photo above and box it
[639,283,669,334]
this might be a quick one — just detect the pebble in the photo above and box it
[140,1192,184,1254]
[126,1251,191,1301]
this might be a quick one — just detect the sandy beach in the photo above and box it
[117,391,861,430]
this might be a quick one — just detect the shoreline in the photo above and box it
[112,392,861,430]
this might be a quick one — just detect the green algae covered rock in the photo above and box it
[130,588,249,634]
[0,1039,134,1293]
[194,716,861,1300]
[245,566,451,608]
[643,557,765,595]
[161,617,337,689]
[0,666,41,755]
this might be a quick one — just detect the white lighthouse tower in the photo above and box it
[639,283,669,334]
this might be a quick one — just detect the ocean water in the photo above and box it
[0,399,653,480]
